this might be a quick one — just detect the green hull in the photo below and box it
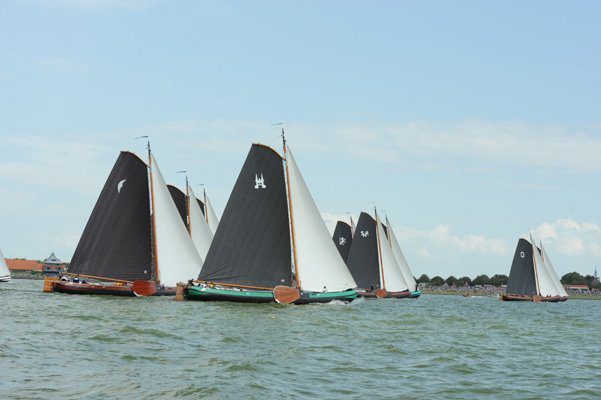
[410,290,421,298]
[184,286,357,304]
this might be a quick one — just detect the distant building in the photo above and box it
[594,268,599,284]
[565,284,590,293]
[41,252,66,276]
[6,259,43,272]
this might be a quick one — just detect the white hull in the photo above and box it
[0,275,11,282]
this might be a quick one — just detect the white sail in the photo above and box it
[541,243,568,297]
[386,216,417,291]
[188,185,213,262]
[376,214,409,292]
[286,147,357,292]
[150,155,204,287]
[530,234,557,297]
[205,194,220,235]
[0,248,11,281]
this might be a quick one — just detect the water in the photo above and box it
[1,280,600,399]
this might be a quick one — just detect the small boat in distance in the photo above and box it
[332,219,353,262]
[502,233,568,302]
[47,143,204,297]
[0,249,11,283]
[184,133,357,304]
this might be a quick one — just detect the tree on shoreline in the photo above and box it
[430,276,444,286]
[457,276,472,286]
[445,275,458,286]
[417,274,430,284]
[472,274,490,286]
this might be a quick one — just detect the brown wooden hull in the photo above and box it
[52,281,135,297]
[356,290,377,298]
[501,293,568,302]
[383,290,411,299]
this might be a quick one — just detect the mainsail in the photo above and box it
[150,155,204,287]
[332,221,353,262]
[386,216,417,291]
[285,147,356,292]
[346,212,380,290]
[69,151,152,281]
[205,195,220,235]
[0,248,10,281]
[167,185,188,228]
[199,144,292,288]
[540,244,568,297]
[506,237,538,296]
[188,185,214,261]
[375,213,409,292]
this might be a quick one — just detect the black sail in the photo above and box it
[69,151,152,281]
[199,144,291,288]
[346,212,380,290]
[196,198,205,216]
[332,221,353,262]
[506,238,538,295]
[168,185,188,228]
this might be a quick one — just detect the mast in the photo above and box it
[184,173,191,235]
[374,207,386,290]
[530,233,540,296]
[148,141,160,284]
[282,128,300,289]
[204,187,208,223]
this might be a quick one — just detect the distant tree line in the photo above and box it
[416,274,509,287]
[560,271,601,290]
[416,271,601,289]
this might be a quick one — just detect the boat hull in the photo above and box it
[409,290,421,298]
[0,275,11,283]
[501,293,568,302]
[356,290,377,298]
[184,286,357,304]
[52,281,135,296]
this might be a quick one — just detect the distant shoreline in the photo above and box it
[422,289,601,300]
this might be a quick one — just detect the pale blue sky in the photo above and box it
[1,0,600,278]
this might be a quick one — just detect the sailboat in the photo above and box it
[385,216,421,298]
[332,219,353,262]
[168,182,214,261]
[183,135,358,304]
[346,211,412,298]
[47,144,204,296]
[0,249,11,283]
[502,234,568,302]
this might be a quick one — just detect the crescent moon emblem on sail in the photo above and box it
[117,179,127,193]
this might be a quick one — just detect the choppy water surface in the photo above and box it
[1,280,600,399]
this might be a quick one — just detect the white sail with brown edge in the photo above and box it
[150,155,204,287]
[284,146,357,293]
[188,184,214,262]
[530,233,557,297]
[540,242,568,297]
[204,194,220,235]
[376,212,409,293]
[385,216,417,291]
[0,248,11,282]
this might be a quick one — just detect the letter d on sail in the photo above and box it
[255,173,267,189]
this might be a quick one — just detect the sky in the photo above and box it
[1,0,600,279]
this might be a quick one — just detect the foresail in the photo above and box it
[205,195,220,235]
[69,151,152,281]
[332,221,353,262]
[188,185,214,262]
[286,148,357,292]
[346,212,380,290]
[531,234,557,297]
[0,248,10,279]
[386,216,417,291]
[376,214,408,292]
[151,155,204,287]
[199,144,292,288]
[506,237,537,296]
[541,244,568,297]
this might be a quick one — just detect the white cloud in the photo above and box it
[533,218,601,257]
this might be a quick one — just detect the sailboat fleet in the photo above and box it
[0,130,567,304]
